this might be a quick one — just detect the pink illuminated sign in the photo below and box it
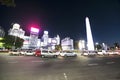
[31,27,39,33]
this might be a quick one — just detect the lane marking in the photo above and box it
[8,61,18,63]
[63,73,68,80]
[88,63,98,66]
[106,61,115,64]
[7,56,24,58]
[31,60,44,63]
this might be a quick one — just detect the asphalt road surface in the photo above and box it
[0,53,120,80]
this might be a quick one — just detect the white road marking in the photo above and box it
[8,61,18,63]
[63,73,68,80]
[106,61,115,64]
[88,63,98,66]
[7,56,24,58]
[18,56,24,57]
[31,60,44,63]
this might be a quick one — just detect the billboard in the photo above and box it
[30,27,39,33]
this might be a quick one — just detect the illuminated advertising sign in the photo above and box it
[51,39,57,44]
[62,40,71,45]
[23,36,30,45]
[31,27,39,33]
[48,38,57,45]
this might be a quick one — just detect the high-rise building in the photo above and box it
[56,35,60,45]
[22,36,30,49]
[42,31,49,46]
[29,27,39,49]
[8,23,25,39]
[78,40,85,50]
[41,31,60,50]
[85,17,95,51]
[61,37,74,50]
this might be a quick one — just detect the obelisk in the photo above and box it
[85,17,95,51]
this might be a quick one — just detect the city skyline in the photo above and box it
[0,0,120,45]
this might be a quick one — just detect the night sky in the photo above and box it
[0,0,120,45]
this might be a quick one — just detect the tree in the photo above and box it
[0,0,16,7]
[14,36,24,49]
[113,42,120,49]
[74,41,79,49]
[110,46,115,51]
[0,37,4,48]
[3,35,24,49]
[95,44,102,51]
[3,35,14,49]
[55,45,62,51]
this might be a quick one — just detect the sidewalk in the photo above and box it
[0,52,9,56]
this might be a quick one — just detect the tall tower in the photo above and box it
[85,17,95,51]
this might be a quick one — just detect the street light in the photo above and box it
[95,42,99,51]
[95,42,99,45]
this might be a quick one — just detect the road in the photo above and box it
[0,53,120,80]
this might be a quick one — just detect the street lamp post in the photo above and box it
[14,35,17,46]
[95,42,99,51]
[12,23,20,49]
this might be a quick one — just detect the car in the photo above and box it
[81,51,97,56]
[97,51,103,55]
[114,52,119,55]
[9,50,21,56]
[24,50,35,56]
[81,52,89,56]
[107,52,114,55]
[20,51,26,55]
[60,51,77,57]
[40,50,58,58]
[107,51,118,55]
[97,50,105,55]
[115,52,120,55]
[34,49,41,56]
